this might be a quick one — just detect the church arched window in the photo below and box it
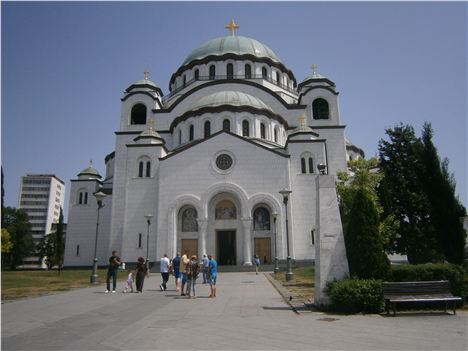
[301,158,306,174]
[178,130,182,145]
[204,121,211,138]
[312,98,329,119]
[245,64,251,79]
[262,67,268,79]
[181,207,198,232]
[77,189,88,205]
[138,161,144,177]
[227,63,233,79]
[183,75,186,87]
[242,120,250,137]
[194,69,199,81]
[274,127,279,143]
[189,125,194,141]
[209,65,216,80]
[79,192,83,204]
[308,158,314,174]
[146,161,151,177]
[253,207,270,230]
[275,71,280,84]
[215,200,236,219]
[223,119,230,132]
[130,104,147,125]
[260,123,266,139]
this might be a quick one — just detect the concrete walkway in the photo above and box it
[2,272,467,350]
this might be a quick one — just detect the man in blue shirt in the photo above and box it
[171,252,181,292]
[208,254,218,298]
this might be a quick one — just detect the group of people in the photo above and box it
[105,250,218,298]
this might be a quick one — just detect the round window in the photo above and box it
[216,154,233,170]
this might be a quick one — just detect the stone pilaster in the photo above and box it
[241,217,253,265]
[197,218,208,259]
[314,175,349,307]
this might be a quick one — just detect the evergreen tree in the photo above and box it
[344,188,390,279]
[55,207,65,274]
[378,124,440,263]
[2,207,34,269]
[36,234,57,270]
[420,123,466,263]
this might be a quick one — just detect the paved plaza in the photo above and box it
[2,272,467,350]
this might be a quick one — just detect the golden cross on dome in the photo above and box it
[225,19,239,36]
[143,69,150,80]
[311,64,318,77]
[147,117,155,130]
[299,114,306,127]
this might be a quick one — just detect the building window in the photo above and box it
[301,158,306,174]
[138,161,144,177]
[138,233,142,248]
[245,64,251,79]
[215,200,236,219]
[223,119,230,132]
[179,130,182,144]
[260,123,266,139]
[308,158,314,174]
[209,65,216,80]
[274,128,278,143]
[312,98,329,119]
[311,229,315,245]
[76,245,80,256]
[183,75,186,87]
[204,121,211,138]
[79,192,83,204]
[215,154,233,171]
[242,120,250,137]
[189,125,194,141]
[227,63,233,79]
[146,161,151,177]
[130,104,147,125]
[262,67,268,79]
[181,207,198,232]
[84,192,88,204]
[253,207,270,230]
[194,69,199,80]
[275,71,280,84]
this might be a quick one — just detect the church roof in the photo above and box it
[182,35,282,66]
[190,91,272,112]
[78,162,101,179]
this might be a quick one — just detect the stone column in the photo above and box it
[197,218,208,259]
[241,218,253,265]
[314,175,350,307]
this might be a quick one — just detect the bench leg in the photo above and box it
[392,302,396,316]
[453,302,456,315]
[444,301,448,314]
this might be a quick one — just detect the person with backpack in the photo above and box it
[186,255,200,298]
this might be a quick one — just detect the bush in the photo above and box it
[389,263,468,298]
[327,279,384,314]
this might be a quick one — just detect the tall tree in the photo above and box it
[2,207,34,269]
[1,167,5,227]
[344,187,390,279]
[55,207,65,274]
[378,124,440,263]
[419,123,466,263]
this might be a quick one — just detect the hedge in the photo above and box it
[327,279,383,314]
[389,263,468,298]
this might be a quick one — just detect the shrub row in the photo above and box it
[327,264,467,314]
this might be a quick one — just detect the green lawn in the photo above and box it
[1,269,127,301]
[273,266,315,301]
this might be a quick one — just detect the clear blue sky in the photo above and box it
[2,2,467,219]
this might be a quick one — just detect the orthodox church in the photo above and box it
[64,21,363,268]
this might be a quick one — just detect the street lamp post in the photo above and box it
[145,214,153,274]
[272,212,279,273]
[317,163,326,175]
[90,190,106,284]
[279,189,294,281]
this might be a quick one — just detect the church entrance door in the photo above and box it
[181,239,198,259]
[254,238,272,264]
[216,230,236,265]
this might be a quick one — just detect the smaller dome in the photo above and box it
[190,91,271,112]
[126,78,161,92]
[78,162,101,179]
[301,72,327,82]
[134,127,165,145]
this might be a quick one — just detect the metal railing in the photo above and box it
[163,74,298,101]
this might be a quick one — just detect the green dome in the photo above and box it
[191,91,271,112]
[182,35,282,66]
[78,164,101,178]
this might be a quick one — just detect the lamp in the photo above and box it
[279,188,294,281]
[145,214,153,273]
[90,190,106,284]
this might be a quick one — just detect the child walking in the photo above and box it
[123,271,134,293]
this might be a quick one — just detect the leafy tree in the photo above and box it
[1,228,13,253]
[36,234,57,270]
[344,188,390,279]
[2,207,34,269]
[419,123,466,263]
[1,167,5,226]
[378,124,440,264]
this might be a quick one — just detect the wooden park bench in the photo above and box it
[382,281,463,316]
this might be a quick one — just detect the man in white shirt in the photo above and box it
[160,253,170,291]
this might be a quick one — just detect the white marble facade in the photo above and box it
[64,25,360,267]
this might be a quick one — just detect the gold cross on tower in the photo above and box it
[225,19,239,36]
[143,69,150,80]
[311,64,318,77]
